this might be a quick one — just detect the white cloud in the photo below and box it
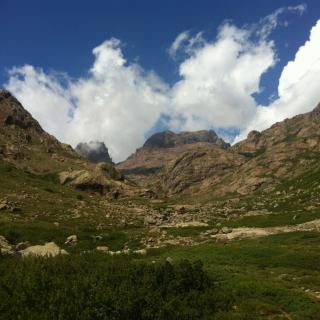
[6,5,319,162]
[168,31,190,59]
[168,23,275,132]
[6,66,74,141]
[257,4,307,40]
[235,19,320,142]
[6,40,169,162]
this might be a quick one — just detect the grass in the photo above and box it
[145,232,320,319]
[1,231,319,319]
[1,158,320,318]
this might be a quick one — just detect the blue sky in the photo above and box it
[1,0,320,161]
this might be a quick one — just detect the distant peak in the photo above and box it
[143,129,229,149]
[75,141,113,163]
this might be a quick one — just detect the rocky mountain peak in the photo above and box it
[75,141,112,163]
[0,89,42,132]
[143,130,230,149]
[310,102,320,119]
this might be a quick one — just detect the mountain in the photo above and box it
[116,130,230,184]
[162,102,320,196]
[0,90,132,198]
[75,141,112,163]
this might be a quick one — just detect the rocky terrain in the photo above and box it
[116,130,229,185]
[75,141,112,163]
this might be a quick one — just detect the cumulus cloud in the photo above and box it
[168,23,275,132]
[6,66,74,141]
[235,19,320,142]
[6,5,319,162]
[6,39,169,162]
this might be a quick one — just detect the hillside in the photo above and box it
[116,129,230,186]
[0,90,134,198]
[162,103,320,197]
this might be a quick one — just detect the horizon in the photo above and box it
[1,0,320,161]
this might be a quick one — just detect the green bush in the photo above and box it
[0,255,228,320]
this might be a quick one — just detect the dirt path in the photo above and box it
[213,219,320,241]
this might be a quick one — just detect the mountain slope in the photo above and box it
[116,130,230,185]
[0,90,133,197]
[162,102,320,197]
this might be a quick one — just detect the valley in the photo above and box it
[1,89,320,319]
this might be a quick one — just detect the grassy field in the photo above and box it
[1,231,320,319]
[1,159,320,319]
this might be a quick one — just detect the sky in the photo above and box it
[1,0,320,162]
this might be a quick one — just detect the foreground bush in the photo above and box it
[0,254,228,319]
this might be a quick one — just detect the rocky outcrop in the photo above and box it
[60,162,131,198]
[75,141,112,163]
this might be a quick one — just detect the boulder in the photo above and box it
[65,235,78,245]
[166,256,174,264]
[19,242,68,257]
[221,227,232,234]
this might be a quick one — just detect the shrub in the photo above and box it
[0,255,226,320]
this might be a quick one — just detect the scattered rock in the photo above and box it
[221,227,232,234]
[65,235,78,246]
[92,235,103,241]
[166,256,174,264]
[96,246,109,252]
[0,235,15,255]
[133,249,147,255]
[149,227,161,235]
[216,235,229,244]
[0,200,8,211]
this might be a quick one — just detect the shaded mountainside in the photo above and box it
[0,89,82,173]
[75,141,112,164]
[162,102,320,197]
[0,90,134,198]
[116,130,230,180]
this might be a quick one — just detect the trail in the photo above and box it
[213,219,320,241]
